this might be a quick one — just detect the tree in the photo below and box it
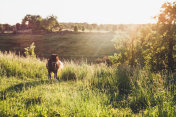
[0,24,4,33]
[22,14,59,33]
[81,25,85,32]
[110,1,176,72]
[74,25,78,32]
[118,24,126,31]
[92,24,97,30]
[88,26,93,32]
[112,25,117,32]
[22,14,43,32]
[3,24,11,31]
[41,15,59,32]
[156,1,176,71]
[59,24,64,31]
[16,23,21,30]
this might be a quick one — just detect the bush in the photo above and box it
[24,42,36,58]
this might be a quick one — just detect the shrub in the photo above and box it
[24,42,36,58]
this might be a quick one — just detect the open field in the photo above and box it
[0,32,117,62]
[0,0,175,116]
[0,52,176,116]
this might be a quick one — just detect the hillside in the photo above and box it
[0,52,176,117]
[0,32,117,62]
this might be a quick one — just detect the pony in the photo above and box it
[46,54,63,80]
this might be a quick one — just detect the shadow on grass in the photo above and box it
[0,111,9,117]
[25,96,42,108]
[0,79,58,100]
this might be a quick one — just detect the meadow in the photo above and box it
[0,32,116,62]
[0,1,175,116]
[0,51,176,117]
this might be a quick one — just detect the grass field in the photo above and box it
[0,32,117,62]
[0,52,176,117]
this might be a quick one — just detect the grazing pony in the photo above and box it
[46,54,60,80]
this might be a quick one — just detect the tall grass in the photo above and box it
[0,51,47,79]
[58,61,90,81]
[0,51,176,116]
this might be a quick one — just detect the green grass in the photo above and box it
[0,52,176,116]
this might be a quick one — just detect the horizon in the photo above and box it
[0,0,174,25]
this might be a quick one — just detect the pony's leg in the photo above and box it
[48,71,51,80]
[54,72,58,81]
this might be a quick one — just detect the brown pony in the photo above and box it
[46,54,60,80]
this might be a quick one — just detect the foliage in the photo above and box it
[0,2,176,116]
[15,23,21,30]
[22,14,59,33]
[24,42,36,58]
[156,1,176,71]
[41,15,59,32]
[74,25,78,32]
[0,24,4,33]
[81,25,85,32]
[22,14,43,32]
[112,25,117,32]
[110,1,176,71]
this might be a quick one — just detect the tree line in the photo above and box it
[0,15,58,33]
[0,14,133,34]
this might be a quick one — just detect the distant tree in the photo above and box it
[105,25,110,31]
[41,15,59,32]
[16,23,21,30]
[22,14,43,32]
[0,24,4,33]
[112,25,117,32]
[22,14,59,33]
[11,25,17,34]
[81,25,85,32]
[97,26,100,31]
[20,23,28,30]
[118,24,126,31]
[99,24,104,31]
[74,25,78,32]
[88,26,93,32]
[3,24,11,31]
[59,24,64,31]
[92,24,97,30]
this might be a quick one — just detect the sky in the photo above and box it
[0,0,174,25]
